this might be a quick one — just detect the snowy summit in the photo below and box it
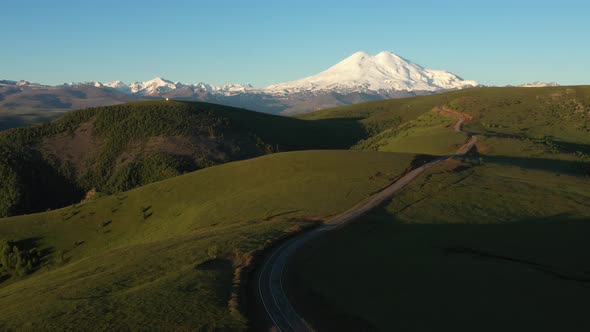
[23,51,479,99]
[265,51,479,94]
[518,81,560,88]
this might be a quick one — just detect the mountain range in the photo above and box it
[0,51,560,130]
[82,51,479,97]
[0,51,478,120]
[517,81,560,88]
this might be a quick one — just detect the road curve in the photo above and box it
[255,108,476,331]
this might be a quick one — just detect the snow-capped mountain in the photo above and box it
[103,80,131,93]
[265,51,479,94]
[2,51,482,115]
[68,51,477,97]
[129,77,182,95]
[518,81,560,88]
[85,78,255,96]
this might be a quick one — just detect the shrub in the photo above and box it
[207,245,219,261]
[0,240,41,278]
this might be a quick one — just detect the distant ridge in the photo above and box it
[0,51,479,119]
[518,81,560,88]
[53,51,479,96]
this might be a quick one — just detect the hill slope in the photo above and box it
[303,86,590,155]
[289,157,590,331]
[0,100,364,217]
[0,150,416,330]
[284,86,590,331]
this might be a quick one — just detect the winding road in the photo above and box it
[255,107,477,331]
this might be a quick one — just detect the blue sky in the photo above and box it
[2,0,589,87]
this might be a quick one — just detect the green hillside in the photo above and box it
[302,86,590,175]
[354,110,466,155]
[0,150,416,330]
[0,100,364,217]
[2,86,590,331]
[285,86,590,331]
[289,158,590,331]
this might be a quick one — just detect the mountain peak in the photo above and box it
[266,51,478,93]
[129,77,179,95]
[375,50,401,58]
[349,51,370,58]
[145,77,173,84]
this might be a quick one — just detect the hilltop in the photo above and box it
[0,100,363,217]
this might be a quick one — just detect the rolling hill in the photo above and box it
[0,100,364,217]
[283,86,590,331]
[1,86,590,331]
[0,150,416,330]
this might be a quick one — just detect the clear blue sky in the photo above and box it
[2,0,588,87]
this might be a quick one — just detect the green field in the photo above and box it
[354,111,467,155]
[0,150,415,330]
[306,86,590,147]
[0,100,365,217]
[288,158,590,331]
[1,86,590,330]
[286,86,590,331]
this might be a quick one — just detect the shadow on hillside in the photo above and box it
[367,207,590,287]
[194,258,234,306]
[291,205,590,332]
[481,154,588,176]
[15,237,54,266]
[379,212,590,281]
[307,117,368,148]
[176,100,368,149]
[474,130,590,154]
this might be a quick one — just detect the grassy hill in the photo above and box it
[2,86,590,330]
[354,110,466,155]
[0,150,416,330]
[300,86,590,181]
[0,100,364,217]
[285,86,590,331]
[288,157,590,331]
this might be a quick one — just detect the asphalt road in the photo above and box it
[255,108,476,331]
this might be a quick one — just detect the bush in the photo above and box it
[207,245,219,261]
[0,240,41,278]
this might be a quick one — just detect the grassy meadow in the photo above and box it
[0,150,415,330]
[354,111,467,155]
[288,157,590,331]
[286,86,590,331]
[1,86,590,330]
